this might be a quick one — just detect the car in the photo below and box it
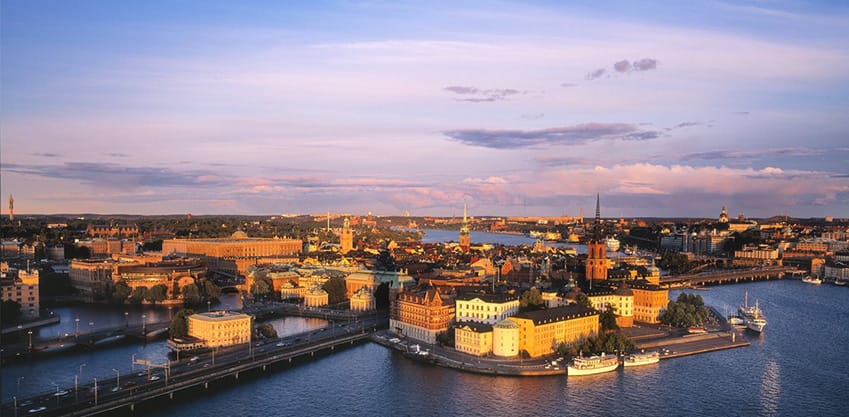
[389,338,401,343]
[137,372,146,377]
[189,356,199,362]
[111,386,121,392]
[203,363,211,368]
[54,390,70,397]
[149,375,160,381]
[28,406,47,413]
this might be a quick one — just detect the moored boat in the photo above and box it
[739,292,767,333]
[835,279,847,286]
[727,315,746,328]
[623,350,660,367]
[687,326,707,334]
[802,276,823,285]
[567,353,619,376]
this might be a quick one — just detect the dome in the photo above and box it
[231,230,249,239]
[493,319,519,329]
[307,286,328,296]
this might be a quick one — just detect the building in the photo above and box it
[344,268,414,298]
[718,206,729,223]
[509,305,599,358]
[586,194,608,282]
[1,264,39,319]
[390,286,455,344]
[280,280,308,300]
[492,318,520,357]
[585,285,634,328]
[8,195,13,221]
[187,311,251,348]
[47,245,65,261]
[340,217,354,254]
[115,257,207,299]
[304,286,329,307]
[459,204,470,253]
[733,245,782,267]
[350,286,376,312]
[454,292,519,325]
[69,259,115,300]
[86,224,139,238]
[454,322,493,357]
[76,238,136,257]
[162,231,301,259]
[631,281,669,324]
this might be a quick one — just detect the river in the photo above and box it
[4,280,846,416]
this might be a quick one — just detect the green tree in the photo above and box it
[1,300,22,325]
[322,276,347,304]
[169,309,195,339]
[660,292,711,328]
[250,276,273,300]
[148,284,169,304]
[519,287,544,311]
[203,280,221,301]
[129,287,149,304]
[600,305,619,332]
[111,280,132,304]
[575,293,593,309]
[436,326,456,347]
[568,332,635,356]
[256,322,278,339]
[181,283,202,305]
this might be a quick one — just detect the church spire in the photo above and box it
[463,203,467,224]
[595,193,600,223]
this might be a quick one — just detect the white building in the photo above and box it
[454,292,519,325]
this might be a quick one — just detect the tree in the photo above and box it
[436,326,455,347]
[250,276,273,300]
[575,293,593,309]
[148,284,169,304]
[203,280,221,301]
[600,305,619,332]
[374,282,390,310]
[567,332,635,356]
[169,309,195,339]
[322,276,347,304]
[129,287,149,304]
[660,292,711,328]
[519,287,544,311]
[256,323,278,339]
[111,280,132,304]
[182,283,202,305]
[1,300,22,325]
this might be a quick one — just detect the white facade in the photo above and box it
[455,295,519,325]
[492,319,520,357]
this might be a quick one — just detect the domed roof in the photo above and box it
[231,230,249,239]
[307,286,328,296]
[494,319,519,329]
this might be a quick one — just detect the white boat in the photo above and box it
[802,276,823,285]
[623,350,659,367]
[567,353,619,376]
[739,292,767,333]
[727,315,746,328]
[606,237,620,252]
[835,279,847,286]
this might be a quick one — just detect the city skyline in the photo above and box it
[2,1,848,218]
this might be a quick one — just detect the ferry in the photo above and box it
[802,276,823,285]
[606,237,620,252]
[739,292,767,333]
[567,353,619,376]
[623,350,660,367]
[687,326,707,334]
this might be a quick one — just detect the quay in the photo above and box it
[660,266,804,288]
[2,318,386,417]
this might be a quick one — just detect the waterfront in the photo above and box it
[5,280,845,416]
[419,228,590,254]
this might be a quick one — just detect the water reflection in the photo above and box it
[760,360,781,416]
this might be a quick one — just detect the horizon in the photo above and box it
[2,1,848,218]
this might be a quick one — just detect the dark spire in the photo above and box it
[595,193,601,222]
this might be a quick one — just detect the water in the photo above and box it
[7,280,845,416]
[419,228,589,254]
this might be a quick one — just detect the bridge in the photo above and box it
[1,322,171,362]
[2,317,387,417]
[660,266,804,288]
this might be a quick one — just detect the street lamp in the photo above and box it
[75,317,80,338]
[27,331,33,350]
[124,312,129,328]
[207,300,211,312]
[142,314,147,334]
[112,368,120,390]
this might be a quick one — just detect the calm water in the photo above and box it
[6,280,843,416]
[420,228,589,254]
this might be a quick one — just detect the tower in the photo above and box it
[459,203,470,253]
[340,217,353,254]
[8,195,13,221]
[718,206,729,223]
[585,194,608,283]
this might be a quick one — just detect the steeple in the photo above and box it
[459,203,470,253]
[8,195,13,222]
[595,193,601,222]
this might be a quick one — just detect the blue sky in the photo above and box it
[2,0,848,218]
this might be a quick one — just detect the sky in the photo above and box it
[2,0,849,218]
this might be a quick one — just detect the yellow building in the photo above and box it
[631,281,669,324]
[304,286,329,307]
[1,265,40,319]
[344,268,414,298]
[454,322,493,357]
[187,311,251,348]
[350,286,376,312]
[492,318,520,357]
[280,280,308,300]
[509,305,599,358]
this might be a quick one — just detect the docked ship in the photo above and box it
[802,276,823,285]
[623,350,660,367]
[727,314,747,329]
[739,292,767,333]
[606,237,620,252]
[567,353,619,376]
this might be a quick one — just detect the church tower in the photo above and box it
[8,195,13,221]
[585,194,608,283]
[459,204,470,253]
[340,217,353,254]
